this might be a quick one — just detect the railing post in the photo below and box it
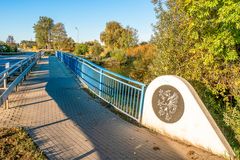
[61,52,63,62]
[3,63,10,89]
[68,56,70,66]
[20,62,23,73]
[74,57,77,73]
[99,69,103,97]
[138,85,146,123]
[80,60,84,79]
[4,63,10,109]
[4,99,9,109]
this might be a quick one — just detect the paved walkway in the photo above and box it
[0,56,223,160]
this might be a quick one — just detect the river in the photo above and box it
[0,52,35,73]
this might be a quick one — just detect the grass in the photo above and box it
[0,128,46,160]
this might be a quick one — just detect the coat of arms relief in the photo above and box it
[157,89,179,121]
[152,85,184,123]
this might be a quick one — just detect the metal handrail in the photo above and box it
[0,55,32,77]
[0,52,41,108]
[56,51,146,122]
[65,53,145,86]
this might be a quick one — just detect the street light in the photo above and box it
[75,27,79,43]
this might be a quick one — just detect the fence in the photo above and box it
[56,51,146,122]
[0,52,41,108]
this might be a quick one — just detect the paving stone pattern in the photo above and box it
[0,56,224,160]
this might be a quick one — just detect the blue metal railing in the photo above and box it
[56,51,146,122]
[0,52,42,108]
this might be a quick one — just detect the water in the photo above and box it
[0,52,35,73]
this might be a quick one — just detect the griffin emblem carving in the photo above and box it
[157,89,179,121]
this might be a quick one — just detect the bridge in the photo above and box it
[0,52,231,159]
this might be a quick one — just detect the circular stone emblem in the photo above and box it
[152,85,184,123]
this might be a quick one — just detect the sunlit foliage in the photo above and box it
[150,0,240,156]
[33,16,54,49]
[100,21,138,50]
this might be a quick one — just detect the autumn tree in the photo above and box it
[127,44,156,81]
[100,21,138,49]
[33,16,54,49]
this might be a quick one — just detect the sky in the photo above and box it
[0,0,156,43]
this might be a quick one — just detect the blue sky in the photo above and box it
[0,0,156,43]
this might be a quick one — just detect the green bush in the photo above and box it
[149,0,240,157]
[74,43,88,56]
[0,42,18,52]
[191,81,240,157]
[110,49,127,64]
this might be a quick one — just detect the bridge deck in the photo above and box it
[0,56,223,160]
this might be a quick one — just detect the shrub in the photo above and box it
[110,49,127,64]
[74,43,88,56]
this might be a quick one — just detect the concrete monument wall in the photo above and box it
[141,75,235,158]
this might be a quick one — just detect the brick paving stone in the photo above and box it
[0,56,225,160]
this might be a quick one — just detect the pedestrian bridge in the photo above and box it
[0,52,234,159]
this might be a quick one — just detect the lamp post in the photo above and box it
[75,27,79,43]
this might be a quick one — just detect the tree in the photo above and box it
[151,0,240,105]
[74,43,88,56]
[61,37,75,52]
[5,35,17,52]
[0,41,5,45]
[33,17,75,51]
[6,35,15,44]
[52,23,68,50]
[0,41,17,52]
[100,21,138,49]
[119,26,138,49]
[20,40,37,50]
[150,0,240,153]
[33,16,54,49]
[0,41,10,52]
[88,40,103,57]
[126,44,156,81]
[100,21,122,49]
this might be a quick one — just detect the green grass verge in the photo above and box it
[0,128,46,160]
